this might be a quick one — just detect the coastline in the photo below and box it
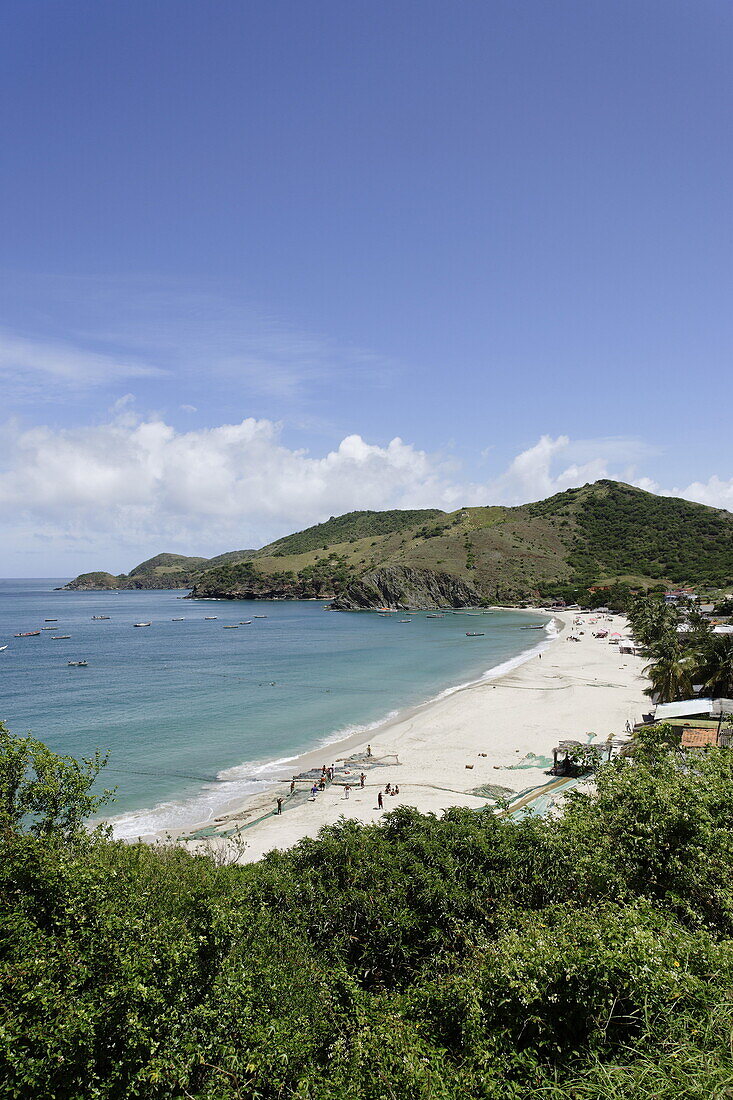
[153,608,647,863]
[108,605,554,841]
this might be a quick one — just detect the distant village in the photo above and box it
[545,585,733,775]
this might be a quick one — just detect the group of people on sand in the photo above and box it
[274,746,400,816]
[376,784,399,810]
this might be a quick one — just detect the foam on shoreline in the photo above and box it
[193,609,648,864]
[108,610,557,840]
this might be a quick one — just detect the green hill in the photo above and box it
[265,509,444,556]
[61,481,733,604]
[127,553,209,577]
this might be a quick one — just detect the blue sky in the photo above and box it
[0,0,731,575]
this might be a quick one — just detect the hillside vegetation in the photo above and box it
[3,723,733,1098]
[62,481,733,604]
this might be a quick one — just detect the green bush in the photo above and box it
[3,728,733,1098]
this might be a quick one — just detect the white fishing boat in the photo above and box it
[204,616,218,620]
[466,632,485,637]
[0,645,7,652]
[133,622,152,628]
[68,660,88,667]
[398,619,412,623]
[50,635,71,640]
[240,620,252,625]
[92,615,110,620]
[253,614,267,618]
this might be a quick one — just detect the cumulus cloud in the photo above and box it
[0,418,729,572]
[0,415,459,560]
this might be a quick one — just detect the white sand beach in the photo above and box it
[174,610,648,863]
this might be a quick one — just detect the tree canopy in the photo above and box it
[2,726,733,1098]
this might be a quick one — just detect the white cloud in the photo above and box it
[633,474,733,512]
[0,332,165,391]
[0,418,729,573]
[0,415,456,562]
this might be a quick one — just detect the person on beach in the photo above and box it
[393,785,399,795]
[385,782,392,795]
[344,784,350,799]
[290,778,295,794]
[360,772,365,788]
[276,797,283,815]
[377,791,383,810]
[319,776,326,791]
[367,744,372,757]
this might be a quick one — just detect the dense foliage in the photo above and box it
[567,482,733,587]
[2,725,733,1098]
[629,593,733,702]
[193,555,358,599]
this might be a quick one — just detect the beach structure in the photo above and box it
[680,727,733,750]
[549,739,614,775]
[652,698,733,722]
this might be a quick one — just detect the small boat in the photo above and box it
[68,660,88,667]
[240,620,252,625]
[204,616,218,620]
[465,632,485,637]
[254,615,267,618]
[171,618,185,621]
[50,635,71,640]
[223,625,239,629]
[133,622,152,628]
[398,619,412,623]
[0,645,7,652]
[92,615,110,620]
[42,626,58,630]
[14,631,40,637]
[426,614,443,618]
[45,619,58,622]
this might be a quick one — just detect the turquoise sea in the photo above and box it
[0,579,552,837]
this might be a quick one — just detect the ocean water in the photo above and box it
[0,579,553,837]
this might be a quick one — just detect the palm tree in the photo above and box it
[643,636,693,703]
[691,634,733,699]
[630,595,679,649]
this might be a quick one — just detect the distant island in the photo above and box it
[60,480,733,609]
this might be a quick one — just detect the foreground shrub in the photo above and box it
[2,726,733,1098]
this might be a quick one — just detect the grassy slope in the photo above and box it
[67,482,733,597]
[248,482,733,598]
